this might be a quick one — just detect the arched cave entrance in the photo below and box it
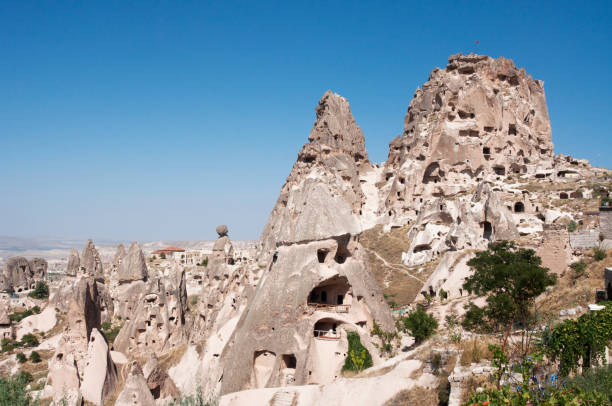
[308,275,351,312]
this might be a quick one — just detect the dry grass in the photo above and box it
[458,339,493,366]
[158,344,188,371]
[361,225,438,306]
[537,248,611,318]
[461,375,496,404]
[383,386,439,406]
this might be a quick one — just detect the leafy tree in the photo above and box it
[160,252,166,259]
[16,353,26,364]
[200,257,208,267]
[570,261,587,278]
[342,331,373,371]
[462,241,556,353]
[1,338,18,353]
[567,220,578,232]
[400,308,438,344]
[29,351,41,363]
[28,281,49,299]
[438,288,448,300]
[542,302,612,376]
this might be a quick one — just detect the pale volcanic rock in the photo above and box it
[117,241,148,283]
[81,239,104,280]
[143,355,179,400]
[0,256,47,293]
[81,328,118,406]
[115,362,156,406]
[258,91,371,256]
[66,248,80,276]
[113,264,189,358]
[113,243,127,267]
[221,92,393,396]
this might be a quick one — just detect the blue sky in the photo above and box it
[1,1,610,241]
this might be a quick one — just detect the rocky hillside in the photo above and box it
[1,53,610,406]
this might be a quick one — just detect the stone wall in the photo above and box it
[569,229,600,249]
[600,208,612,240]
[537,225,570,274]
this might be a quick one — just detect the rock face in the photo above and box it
[81,328,118,406]
[258,91,372,257]
[66,248,80,276]
[0,256,47,293]
[81,239,104,279]
[117,242,148,283]
[115,362,156,406]
[113,263,188,358]
[45,277,115,403]
[113,243,127,267]
[221,91,394,395]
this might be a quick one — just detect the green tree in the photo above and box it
[543,302,612,376]
[28,281,49,299]
[400,308,438,344]
[567,220,578,232]
[160,252,166,259]
[462,241,556,354]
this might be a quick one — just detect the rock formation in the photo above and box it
[0,256,47,293]
[66,248,80,276]
[112,242,149,320]
[81,239,104,280]
[113,262,188,358]
[221,91,394,395]
[44,277,116,404]
[81,328,118,405]
[117,241,148,283]
[113,243,127,267]
[115,362,156,406]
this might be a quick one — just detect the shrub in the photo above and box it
[0,373,38,406]
[16,353,27,364]
[20,334,39,348]
[101,323,123,344]
[160,253,166,259]
[200,257,208,267]
[570,260,587,278]
[371,321,397,355]
[1,338,18,353]
[29,351,41,363]
[567,220,578,232]
[593,247,607,261]
[101,321,112,331]
[438,288,448,300]
[166,388,217,406]
[28,281,49,299]
[343,331,373,371]
[400,308,438,344]
[565,364,612,403]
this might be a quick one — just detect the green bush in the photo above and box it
[29,351,41,363]
[28,281,49,299]
[16,353,27,364]
[100,321,112,331]
[160,252,166,259]
[439,288,448,300]
[20,334,39,348]
[565,364,612,403]
[166,387,217,406]
[570,261,587,278]
[342,331,373,371]
[0,373,38,406]
[593,247,607,261]
[400,308,438,344]
[1,338,18,353]
[101,323,123,344]
[567,220,578,232]
[200,257,208,267]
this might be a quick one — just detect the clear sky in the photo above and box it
[1,1,611,242]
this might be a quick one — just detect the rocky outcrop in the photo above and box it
[115,362,155,406]
[66,248,80,276]
[113,243,127,267]
[0,256,47,293]
[45,277,115,403]
[258,91,372,257]
[117,242,148,283]
[143,355,179,400]
[221,92,393,396]
[81,328,118,406]
[113,263,188,358]
[81,239,104,280]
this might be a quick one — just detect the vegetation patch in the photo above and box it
[342,331,373,372]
